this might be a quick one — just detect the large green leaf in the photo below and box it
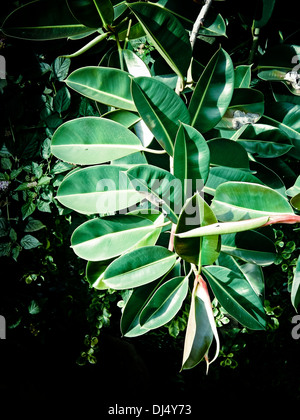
[174,123,210,198]
[234,65,252,88]
[120,259,182,337]
[65,67,136,111]
[128,2,192,79]
[120,279,161,337]
[126,164,183,223]
[261,102,300,158]
[56,164,142,214]
[211,181,294,221]
[204,166,264,196]
[131,76,190,155]
[235,123,293,158]
[103,246,177,289]
[139,275,189,329]
[71,215,158,261]
[66,0,114,28]
[182,278,219,370]
[1,0,91,40]
[217,253,265,300]
[207,138,249,169]
[203,265,266,330]
[221,230,276,266]
[189,48,234,133]
[51,117,144,165]
[86,260,111,289]
[174,193,220,266]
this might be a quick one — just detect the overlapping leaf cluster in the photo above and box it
[2,0,299,370]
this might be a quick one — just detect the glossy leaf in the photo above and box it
[1,0,92,40]
[121,279,161,337]
[86,260,111,289]
[56,165,142,214]
[286,176,300,197]
[103,246,177,289]
[234,65,252,88]
[139,275,189,329]
[174,123,210,198]
[261,102,300,158]
[291,256,300,311]
[131,76,190,155]
[203,265,266,330]
[65,67,136,111]
[51,117,144,165]
[126,164,183,223]
[249,161,286,197]
[221,230,276,266]
[204,166,264,196]
[207,138,249,168]
[217,253,265,300]
[291,194,300,210]
[182,278,219,370]
[123,49,151,77]
[71,215,159,261]
[189,48,234,133]
[174,193,220,266]
[235,123,293,158]
[128,2,192,79]
[211,181,294,221]
[66,0,114,28]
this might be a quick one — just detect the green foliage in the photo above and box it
[1,0,299,376]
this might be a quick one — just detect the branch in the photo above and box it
[190,0,213,50]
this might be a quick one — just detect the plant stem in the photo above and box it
[116,34,124,71]
[248,26,260,64]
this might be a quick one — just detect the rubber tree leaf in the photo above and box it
[189,48,234,133]
[286,176,300,197]
[56,164,142,214]
[174,193,220,266]
[207,138,249,169]
[182,277,220,371]
[131,76,190,155]
[128,2,192,79]
[234,65,252,88]
[204,166,264,196]
[103,246,177,289]
[65,67,136,111]
[51,117,144,165]
[121,279,161,337]
[123,49,151,77]
[217,253,265,300]
[71,214,159,261]
[1,0,92,40]
[174,123,210,199]
[291,256,300,311]
[66,0,114,29]
[203,265,266,330]
[235,123,293,158]
[221,230,276,266]
[254,0,276,28]
[86,260,111,289]
[261,102,300,158]
[291,194,300,211]
[139,275,189,329]
[216,88,264,130]
[126,164,183,223]
[211,181,294,221]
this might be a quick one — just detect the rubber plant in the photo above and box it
[2,0,300,371]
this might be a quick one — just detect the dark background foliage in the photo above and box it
[0,0,299,414]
